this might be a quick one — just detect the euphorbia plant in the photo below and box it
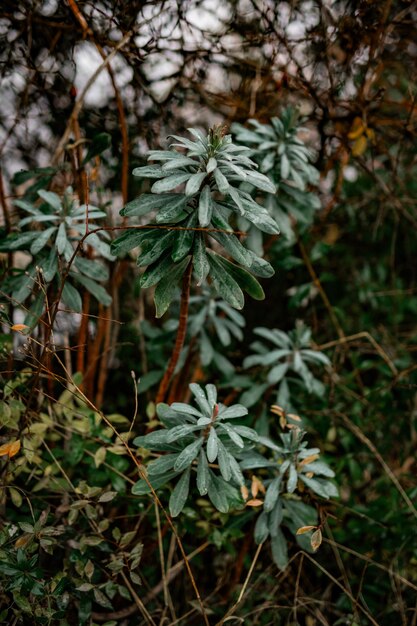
[111,126,279,401]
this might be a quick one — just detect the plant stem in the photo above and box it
[156,260,193,404]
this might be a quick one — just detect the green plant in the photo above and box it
[0,185,113,325]
[232,108,320,248]
[242,322,330,409]
[111,126,279,317]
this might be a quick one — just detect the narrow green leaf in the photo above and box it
[154,257,190,318]
[206,428,218,463]
[264,476,281,512]
[56,222,67,256]
[198,185,213,227]
[171,214,196,262]
[197,449,210,495]
[218,404,248,420]
[207,252,244,310]
[193,233,210,285]
[30,226,57,255]
[147,453,180,476]
[139,253,175,288]
[216,255,265,301]
[213,168,230,193]
[207,473,229,513]
[151,173,191,193]
[217,440,231,481]
[137,230,176,267]
[287,463,298,493]
[169,468,191,517]
[73,274,112,306]
[271,527,288,570]
[254,511,269,544]
[62,281,82,312]
[269,499,283,536]
[185,172,207,196]
[38,189,62,212]
[174,438,203,472]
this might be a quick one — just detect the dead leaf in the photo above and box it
[245,499,264,507]
[311,528,323,551]
[0,440,21,458]
[296,525,316,535]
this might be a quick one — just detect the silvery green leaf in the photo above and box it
[264,476,281,512]
[232,425,259,442]
[56,222,67,255]
[206,428,218,462]
[247,252,275,278]
[185,172,207,196]
[207,473,229,513]
[213,168,230,193]
[254,511,269,544]
[30,226,57,255]
[38,189,62,211]
[121,194,179,217]
[162,157,198,171]
[271,527,288,570]
[267,363,289,386]
[148,453,180,476]
[73,274,112,306]
[207,252,244,310]
[189,383,212,415]
[239,383,269,408]
[300,349,331,366]
[171,213,196,262]
[171,403,203,418]
[217,440,231,481]
[139,254,175,288]
[228,454,244,485]
[73,258,108,282]
[132,165,165,178]
[133,430,170,448]
[215,256,265,301]
[197,449,210,495]
[165,423,201,443]
[138,230,176,267]
[174,438,203,472]
[287,463,298,493]
[245,170,276,193]
[206,157,217,172]
[193,233,210,286]
[197,417,212,426]
[154,257,190,318]
[198,185,213,227]
[169,468,191,517]
[151,173,192,193]
[302,461,335,478]
[219,423,244,448]
[205,384,217,406]
[217,404,248,420]
[132,471,179,495]
[62,281,82,313]
[299,475,338,499]
[269,499,283,535]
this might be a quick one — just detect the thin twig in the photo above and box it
[336,411,417,520]
[216,542,263,625]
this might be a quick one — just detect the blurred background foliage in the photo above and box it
[0,0,417,624]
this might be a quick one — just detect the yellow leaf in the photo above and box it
[15,534,32,548]
[251,475,265,497]
[0,439,21,458]
[245,499,264,507]
[299,454,320,466]
[311,528,323,551]
[270,405,285,417]
[347,117,365,140]
[11,324,29,333]
[296,525,316,535]
[240,485,249,501]
[351,135,368,157]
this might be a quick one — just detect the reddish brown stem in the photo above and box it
[156,261,193,405]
